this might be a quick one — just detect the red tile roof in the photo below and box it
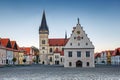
[112,48,120,56]
[11,41,15,48]
[11,41,19,50]
[20,47,31,55]
[0,38,10,47]
[94,53,101,58]
[49,38,69,46]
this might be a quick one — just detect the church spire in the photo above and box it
[39,10,49,34]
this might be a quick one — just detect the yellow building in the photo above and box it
[106,50,114,64]
[18,48,25,64]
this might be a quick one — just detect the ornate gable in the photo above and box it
[64,19,94,49]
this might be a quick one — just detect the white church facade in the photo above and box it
[64,19,95,67]
[39,11,95,67]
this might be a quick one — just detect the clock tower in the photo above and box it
[39,11,49,64]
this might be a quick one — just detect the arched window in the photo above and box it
[87,62,89,66]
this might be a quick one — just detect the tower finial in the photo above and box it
[77,18,80,24]
[65,30,67,39]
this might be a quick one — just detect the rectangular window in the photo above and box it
[69,62,72,66]
[68,51,72,57]
[86,51,90,57]
[50,48,52,52]
[62,48,64,51]
[55,55,59,58]
[42,47,45,49]
[50,57,52,62]
[61,58,62,62]
[77,51,81,57]
[42,40,45,44]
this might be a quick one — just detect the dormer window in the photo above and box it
[86,43,88,45]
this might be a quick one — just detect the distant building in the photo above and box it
[0,37,37,65]
[1,38,14,65]
[95,50,114,65]
[0,38,6,65]
[11,41,19,64]
[39,11,95,67]
[111,48,120,65]
[18,48,25,64]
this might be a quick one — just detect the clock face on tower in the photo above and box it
[77,31,80,34]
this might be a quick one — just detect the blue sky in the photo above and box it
[0,0,120,52]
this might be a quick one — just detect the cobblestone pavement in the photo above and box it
[0,64,120,80]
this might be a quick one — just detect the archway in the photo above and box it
[76,60,82,67]
[42,61,44,64]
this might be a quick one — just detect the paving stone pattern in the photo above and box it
[0,65,120,80]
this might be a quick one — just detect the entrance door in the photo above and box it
[55,61,59,65]
[76,60,82,67]
[42,61,44,64]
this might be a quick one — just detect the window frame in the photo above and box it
[42,40,45,44]
[86,51,90,57]
[50,48,52,53]
[77,51,81,57]
[68,51,72,57]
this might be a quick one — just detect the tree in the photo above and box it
[33,58,36,63]
[12,57,17,65]
[23,58,26,64]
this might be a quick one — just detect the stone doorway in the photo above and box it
[76,60,82,67]
[55,61,59,65]
[42,61,44,64]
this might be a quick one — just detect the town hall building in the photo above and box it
[39,11,95,67]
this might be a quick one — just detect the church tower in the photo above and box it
[39,11,49,64]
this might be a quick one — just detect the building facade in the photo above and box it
[0,44,6,65]
[39,11,95,67]
[64,19,95,67]
[95,50,114,65]
[111,48,120,65]
[39,11,68,65]
[11,41,19,64]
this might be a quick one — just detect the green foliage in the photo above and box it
[23,58,26,63]
[12,57,17,62]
